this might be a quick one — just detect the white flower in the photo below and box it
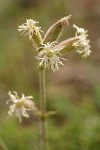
[37,42,67,72]
[7,91,37,122]
[18,19,43,40]
[73,24,91,58]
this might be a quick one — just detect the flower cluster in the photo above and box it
[6,17,92,122]
[73,24,91,58]
[7,91,37,122]
[37,42,67,72]
[18,18,91,71]
[18,19,43,40]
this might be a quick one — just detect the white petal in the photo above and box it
[8,104,16,116]
[21,106,29,118]
[15,109,22,122]
[6,99,11,104]
[10,104,16,113]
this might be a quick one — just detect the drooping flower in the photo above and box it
[37,42,67,72]
[18,19,43,40]
[73,24,91,58]
[7,91,37,122]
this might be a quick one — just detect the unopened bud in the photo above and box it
[43,15,71,43]
[55,37,79,55]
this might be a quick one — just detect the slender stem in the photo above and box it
[39,69,49,150]
[39,69,46,113]
[0,138,8,150]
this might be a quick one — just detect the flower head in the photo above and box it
[37,42,67,72]
[18,19,43,40]
[73,24,91,58]
[7,91,37,122]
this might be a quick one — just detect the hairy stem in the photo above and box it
[39,69,49,150]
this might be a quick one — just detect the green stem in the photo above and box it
[39,69,49,150]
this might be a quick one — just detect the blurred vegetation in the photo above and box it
[0,0,100,150]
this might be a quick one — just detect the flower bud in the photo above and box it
[55,37,79,55]
[43,15,71,43]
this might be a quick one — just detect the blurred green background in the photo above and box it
[0,0,100,150]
